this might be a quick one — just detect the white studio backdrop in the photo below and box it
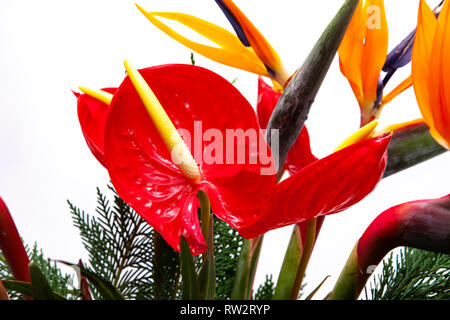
[0,0,448,299]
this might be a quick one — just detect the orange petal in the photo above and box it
[219,0,288,85]
[137,6,269,77]
[412,0,439,134]
[381,75,412,107]
[431,0,450,147]
[361,0,389,107]
[339,0,365,104]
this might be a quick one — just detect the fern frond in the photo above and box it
[0,242,74,300]
[213,217,243,300]
[365,247,450,300]
[69,185,157,300]
[253,275,275,300]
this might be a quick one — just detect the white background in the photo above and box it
[0,0,448,299]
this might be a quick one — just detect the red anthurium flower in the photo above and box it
[75,87,116,166]
[0,197,30,283]
[104,63,277,254]
[239,134,391,238]
[256,77,318,174]
[256,77,282,130]
[98,62,390,254]
[79,65,389,254]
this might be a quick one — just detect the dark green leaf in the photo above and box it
[58,261,124,300]
[198,215,215,300]
[180,237,201,300]
[231,240,251,300]
[1,242,74,300]
[29,263,58,300]
[2,280,32,298]
[273,226,303,300]
[77,264,124,300]
[2,279,66,300]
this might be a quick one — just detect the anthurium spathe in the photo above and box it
[136,0,289,86]
[239,133,391,238]
[102,62,390,254]
[75,87,116,166]
[104,63,277,254]
[412,0,450,149]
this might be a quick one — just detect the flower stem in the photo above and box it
[289,218,316,299]
[198,190,211,263]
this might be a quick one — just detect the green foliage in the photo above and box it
[253,275,275,300]
[366,247,450,300]
[213,217,243,300]
[0,242,74,300]
[153,232,180,300]
[69,185,156,300]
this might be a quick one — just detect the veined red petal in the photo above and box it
[239,134,391,238]
[256,77,281,130]
[0,197,30,283]
[285,126,318,174]
[105,64,276,253]
[76,88,116,166]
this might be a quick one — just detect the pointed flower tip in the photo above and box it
[376,118,425,136]
[215,0,288,85]
[123,60,202,183]
[334,120,379,152]
[135,3,148,16]
[78,86,113,105]
[71,89,80,98]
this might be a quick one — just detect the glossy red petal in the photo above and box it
[285,126,319,174]
[239,135,391,238]
[256,77,281,129]
[0,197,30,283]
[105,64,276,253]
[76,88,116,167]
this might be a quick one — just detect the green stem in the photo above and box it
[198,190,211,263]
[273,225,303,299]
[289,218,316,299]
[327,244,360,300]
[197,190,216,299]
[230,236,264,300]
[384,123,447,177]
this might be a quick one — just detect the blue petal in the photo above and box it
[214,0,251,47]
[383,29,415,73]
